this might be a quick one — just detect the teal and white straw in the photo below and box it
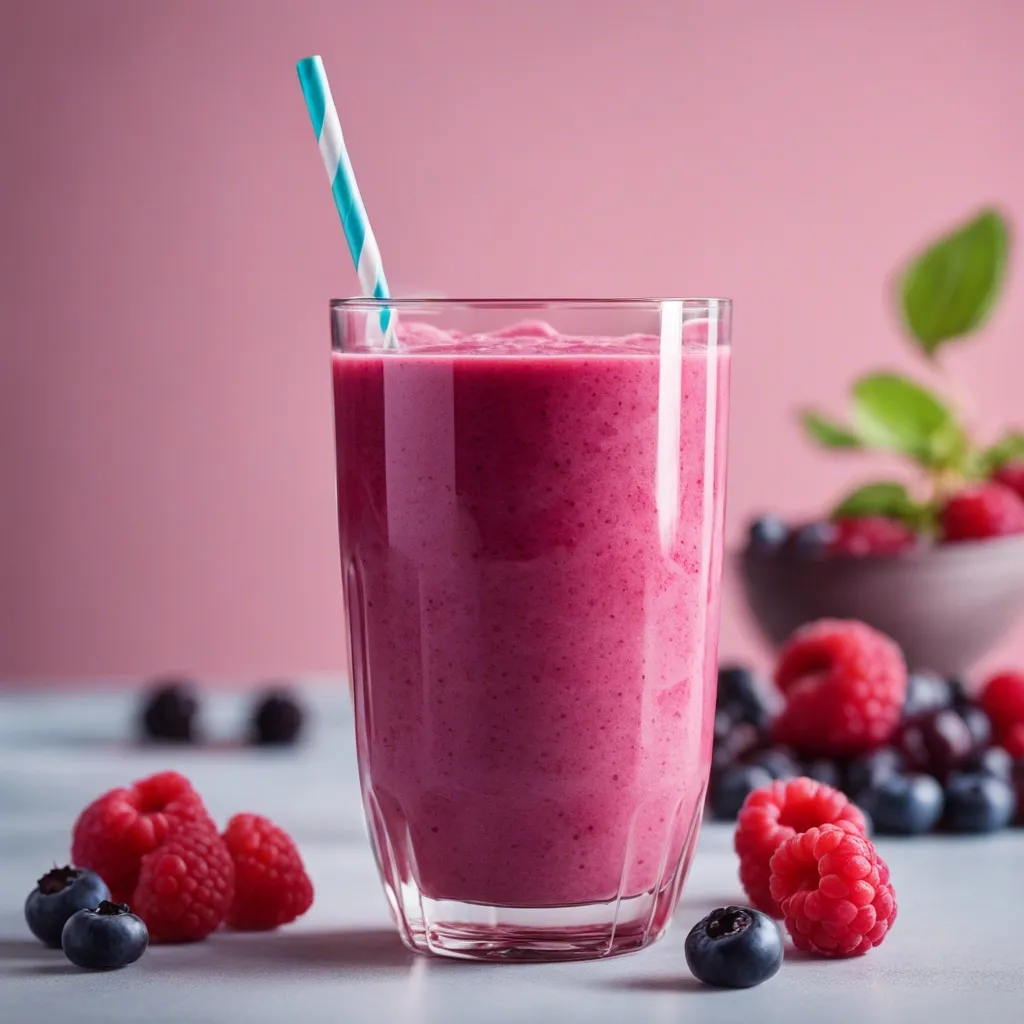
[296,55,395,345]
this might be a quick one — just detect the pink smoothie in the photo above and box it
[334,321,730,908]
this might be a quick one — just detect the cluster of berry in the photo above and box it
[711,620,1024,835]
[748,465,1024,557]
[684,775,897,988]
[24,771,313,969]
[140,680,304,746]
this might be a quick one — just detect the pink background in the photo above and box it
[3,0,1023,682]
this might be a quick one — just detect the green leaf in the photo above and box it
[976,431,1024,475]
[831,481,936,532]
[800,410,862,449]
[898,207,1010,355]
[849,373,950,461]
[831,482,914,519]
[850,372,963,468]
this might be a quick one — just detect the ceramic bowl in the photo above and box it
[737,534,1024,675]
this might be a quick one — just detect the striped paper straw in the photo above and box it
[296,55,395,345]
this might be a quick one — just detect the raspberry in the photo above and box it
[131,827,234,943]
[999,721,1024,759]
[768,823,897,957]
[772,619,907,756]
[829,516,917,557]
[734,776,868,917]
[980,671,1024,733]
[222,814,313,930]
[994,462,1024,502]
[940,482,1024,542]
[71,771,216,903]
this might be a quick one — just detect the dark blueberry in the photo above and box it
[803,758,842,789]
[858,806,876,837]
[958,706,992,754]
[251,688,305,746]
[717,665,772,729]
[139,678,199,743]
[902,671,952,719]
[709,765,774,820]
[945,676,973,710]
[897,708,973,779]
[61,901,148,970]
[747,515,789,553]
[943,772,1016,833]
[1014,762,1024,825]
[962,746,1013,783]
[744,746,801,780]
[788,521,836,558]
[684,906,783,989]
[854,773,944,835]
[714,705,739,745]
[712,722,761,771]
[24,867,110,948]
[844,747,904,796]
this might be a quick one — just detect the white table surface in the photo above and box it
[1,683,1023,1023]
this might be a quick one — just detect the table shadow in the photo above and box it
[143,927,415,976]
[0,938,81,978]
[0,939,49,959]
[598,975,723,995]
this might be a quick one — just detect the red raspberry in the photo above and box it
[830,516,917,557]
[940,482,1024,542]
[994,462,1024,502]
[132,826,235,943]
[980,671,1024,733]
[222,814,314,930]
[769,823,897,957]
[772,619,907,756]
[71,771,216,903]
[734,777,868,917]
[999,721,1024,759]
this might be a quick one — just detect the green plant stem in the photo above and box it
[933,350,976,440]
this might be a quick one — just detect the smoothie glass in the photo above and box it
[332,299,731,961]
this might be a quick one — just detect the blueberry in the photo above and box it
[854,773,944,835]
[24,867,110,948]
[61,901,148,970]
[803,757,843,789]
[958,706,992,754]
[943,772,1016,833]
[857,806,876,838]
[709,765,774,820]
[684,906,783,988]
[251,688,305,746]
[712,722,761,771]
[1013,762,1024,825]
[717,665,772,729]
[747,515,789,553]
[962,746,1013,783]
[898,708,973,779]
[714,705,740,745]
[788,521,836,557]
[946,676,973,710]
[903,671,952,719]
[744,746,801,780]
[139,679,199,743]
[844,747,904,796]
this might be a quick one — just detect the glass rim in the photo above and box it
[330,296,732,311]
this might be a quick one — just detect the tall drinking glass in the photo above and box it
[331,299,732,961]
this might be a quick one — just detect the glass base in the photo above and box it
[394,891,683,962]
[363,779,708,962]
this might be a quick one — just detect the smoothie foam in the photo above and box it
[334,320,729,908]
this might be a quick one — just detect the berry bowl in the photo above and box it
[736,533,1024,675]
